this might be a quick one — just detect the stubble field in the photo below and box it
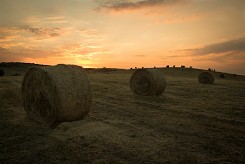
[0,67,245,163]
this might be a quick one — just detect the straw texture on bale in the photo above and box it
[198,71,215,84]
[130,69,166,96]
[22,64,92,128]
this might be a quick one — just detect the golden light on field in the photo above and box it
[0,0,245,74]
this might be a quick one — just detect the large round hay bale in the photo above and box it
[130,69,166,96]
[22,64,92,128]
[198,71,215,84]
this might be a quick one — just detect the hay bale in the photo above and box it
[130,69,166,96]
[198,71,215,84]
[22,64,92,128]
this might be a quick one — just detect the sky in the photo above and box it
[0,0,245,74]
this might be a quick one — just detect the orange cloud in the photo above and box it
[78,28,105,42]
[78,28,102,36]
[59,42,110,60]
[0,46,60,62]
[0,26,66,42]
[21,26,66,38]
[157,13,202,24]
[25,16,70,26]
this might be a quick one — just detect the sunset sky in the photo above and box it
[0,0,245,74]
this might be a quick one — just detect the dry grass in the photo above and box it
[0,68,245,163]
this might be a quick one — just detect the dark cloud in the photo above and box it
[0,26,64,42]
[135,54,146,57]
[97,0,181,11]
[176,37,245,56]
[191,37,245,55]
[21,26,62,37]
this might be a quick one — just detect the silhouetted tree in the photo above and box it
[166,65,169,68]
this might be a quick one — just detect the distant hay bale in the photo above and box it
[22,64,92,128]
[198,71,215,84]
[130,69,166,96]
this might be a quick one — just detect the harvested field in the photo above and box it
[0,67,245,163]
